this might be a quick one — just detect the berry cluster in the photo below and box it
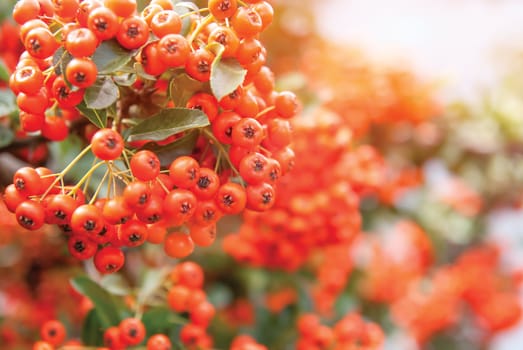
[4,0,297,273]
[167,262,215,349]
[224,108,360,272]
[296,313,384,350]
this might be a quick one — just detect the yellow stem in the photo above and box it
[40,144,93,200]
[88,169,110,205]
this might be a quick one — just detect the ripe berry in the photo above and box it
[68,234,98,260]
[169,156,200,189]
[117,16,149,49]
[131,150,160,181]
[91,128,124,160]
[119,318,146,346]
[215,182,246,214]
[40,320,66,346]
[94,246,125,274]
[164,232,194,258]
[191,168,220,200]
[65,57,98,88]
[70,204,104,235]
[246,182,275,211]
[147,334,172,350]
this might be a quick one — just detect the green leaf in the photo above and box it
[85,77,119,109]
[113,73,137,87]
[77,101,107,128]
[0,58,9,82]
[70,276,122,328]
[173,2,198,36]
[137,268,169,306]
[210,45,246,100]
[143,130,199,166]
[100,274,132,296]
[92,40,136,75]
[52,46,74,76]
[168,73,208,107]
[0,88,16,116]
[81,309,105,346]
[127,108,209,142]
[0,124,14,148]
[142,307,187,335]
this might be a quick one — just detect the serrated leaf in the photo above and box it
[92,40,136,75]
[85,77,119,109]
[143,130,199,166]
[127,108,209,142]
[142,307,187,335]
[100,274,132,296]
[210,45,246,100]
[0,124,14,148]
[77,101,107,128]
[81,309,105,346]
[70,276,122,328]
[0,58,9,82]
[168,73,207,107]
[0,89,16,116]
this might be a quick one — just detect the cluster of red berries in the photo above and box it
[350,223,522,345]
[359,221,434,304]
[167,262,215,349]
[4,0,298,272]
[296,313,384,350]
[103,318,166,350]
[224,108,360,271]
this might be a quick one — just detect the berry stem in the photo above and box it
[179,7,209,18]
[188,14,214,47]
[68,161,106,195]
[40,144,93,200]
[88,168,110,205]
[201,128,244,185]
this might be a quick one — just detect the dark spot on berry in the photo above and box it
[197,60,210,73]
[129,328,137,337]
[138,193,149,205]
[180,202,192,214]
[222,194,234,207]
[74,72,86,83]
[84,219,96,231]
[94,18,108,32]
[15,178,25,190]
[74,240,86,252]
[147,214,161,223]
[127,24,140,38]
[105,137,117,149]
[203,209,215,221]
[54,209,67,220]
[197,176,210,189]
[19,215,34,227]
[243,126,256,139]
[29,39,41,53]
[261,192,272,204]
[129,232,142,242]
[253,159,264,172]
[218,0,231,11]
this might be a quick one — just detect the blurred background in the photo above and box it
[2,0,523,349]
